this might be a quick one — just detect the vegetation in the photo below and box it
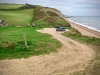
[0,3,23,9]
[0,9,33,26]
[0,3,70,27]
[32,5,70,27]
[62,28,100,45]
[0,3,71,60]
[62,29,100,75]
[0,3,100,75]
[0,27,61,60]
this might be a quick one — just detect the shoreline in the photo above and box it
[64,18,100,38]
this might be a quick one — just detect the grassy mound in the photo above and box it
[32,6,70,27]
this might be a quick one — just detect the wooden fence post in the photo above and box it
[23,33,28,48]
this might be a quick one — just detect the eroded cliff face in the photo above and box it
[44,7,66,19]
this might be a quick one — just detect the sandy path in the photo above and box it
[0,28,95,75]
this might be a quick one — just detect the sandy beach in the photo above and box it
[64,18,100,38]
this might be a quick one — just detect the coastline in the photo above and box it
[64,18,100,38]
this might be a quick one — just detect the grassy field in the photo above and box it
[0,4,35,26]
[0,3,23,9]
[0,27,61,60]
[0,9,33,26]
[62,29,100,75]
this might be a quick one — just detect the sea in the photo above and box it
[67,16,100,32]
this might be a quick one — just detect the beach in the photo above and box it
[64,18,100,38]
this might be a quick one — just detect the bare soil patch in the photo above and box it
[0,28,95,75]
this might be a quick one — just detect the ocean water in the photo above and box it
[67,16,100,32]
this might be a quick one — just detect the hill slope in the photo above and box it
[0,4,70,27]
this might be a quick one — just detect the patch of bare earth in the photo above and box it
[0,28,95,75]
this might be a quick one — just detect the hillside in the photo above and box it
[0,3,71,60]
[0,4,70,27]
[0,3,100,75]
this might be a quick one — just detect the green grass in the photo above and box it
[0,4,70,27]
[0,4,23,9]
[53,16,70,27]
[42,8,50,17]
[62,31,100,45]
[62,30,100,75]
[0,27,61,60]
[0,9,33,26]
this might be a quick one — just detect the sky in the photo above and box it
[0,0,100,16]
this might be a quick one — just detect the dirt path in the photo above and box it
[0,28,95,75]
